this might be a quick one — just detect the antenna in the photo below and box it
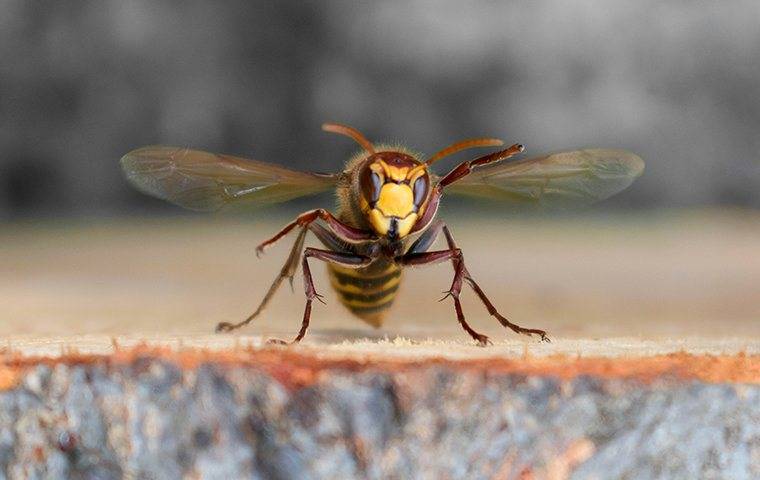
[322,123,376,154]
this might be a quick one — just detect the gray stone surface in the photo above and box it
[0,357,757,479]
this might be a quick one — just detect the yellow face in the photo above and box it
[360,152,430,240]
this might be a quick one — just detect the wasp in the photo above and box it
[121,123,643,345]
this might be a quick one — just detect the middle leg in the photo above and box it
[406,221,549,342]
[441,225,549,342]
[269,247,372,345]
[398,246,491,346]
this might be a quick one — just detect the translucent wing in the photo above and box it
[121,146,339,212]
[445,149,644,207]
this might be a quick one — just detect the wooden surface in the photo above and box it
[0,348,757,479]
[1,212,759,478]
[1,210,759,357]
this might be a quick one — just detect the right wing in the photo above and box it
[444,148,644,208]
[121,146,339,212]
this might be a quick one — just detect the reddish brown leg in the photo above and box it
[438,143,524,188]
[308,222,351,254]
[411,142,523,235]
[256,209,374,256]
[453,294,492,347]
[463,276,549,341]
[442,225,550,342]
[399,249,461,266]
[216,227,309,333]
[268,247,371,345]
[398,249,490,346]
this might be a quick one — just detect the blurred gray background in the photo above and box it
[1,0,759,219]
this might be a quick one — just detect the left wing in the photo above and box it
[121,146,339,212]
[444,149,644,208]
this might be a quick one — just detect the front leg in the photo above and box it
[438,143,524,188]
[410,144,523,235]
[256,209,375,256]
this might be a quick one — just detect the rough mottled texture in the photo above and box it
[0,351,757,479]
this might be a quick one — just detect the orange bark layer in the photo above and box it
[0,346,757,391]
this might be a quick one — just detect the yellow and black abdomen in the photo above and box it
[327,260,402,328]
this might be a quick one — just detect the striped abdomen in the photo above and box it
[327,260,402,327]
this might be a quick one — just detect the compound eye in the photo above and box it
[360,165,383,206]
[412,174,429,207]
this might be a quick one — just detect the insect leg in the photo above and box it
[438,143,524,188]
[308,222,353,254]
[268,247,372,345]
[398,248,461,267]
[441,225,550,342]
[452,292,491,347]
[397,248,490,346]
[406,220,445,254]
[216,227,309,333]
[256,209,374,256]
[405,220,465,298]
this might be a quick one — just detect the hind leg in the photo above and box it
[216,227,309,332]
[217,216,365,333]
